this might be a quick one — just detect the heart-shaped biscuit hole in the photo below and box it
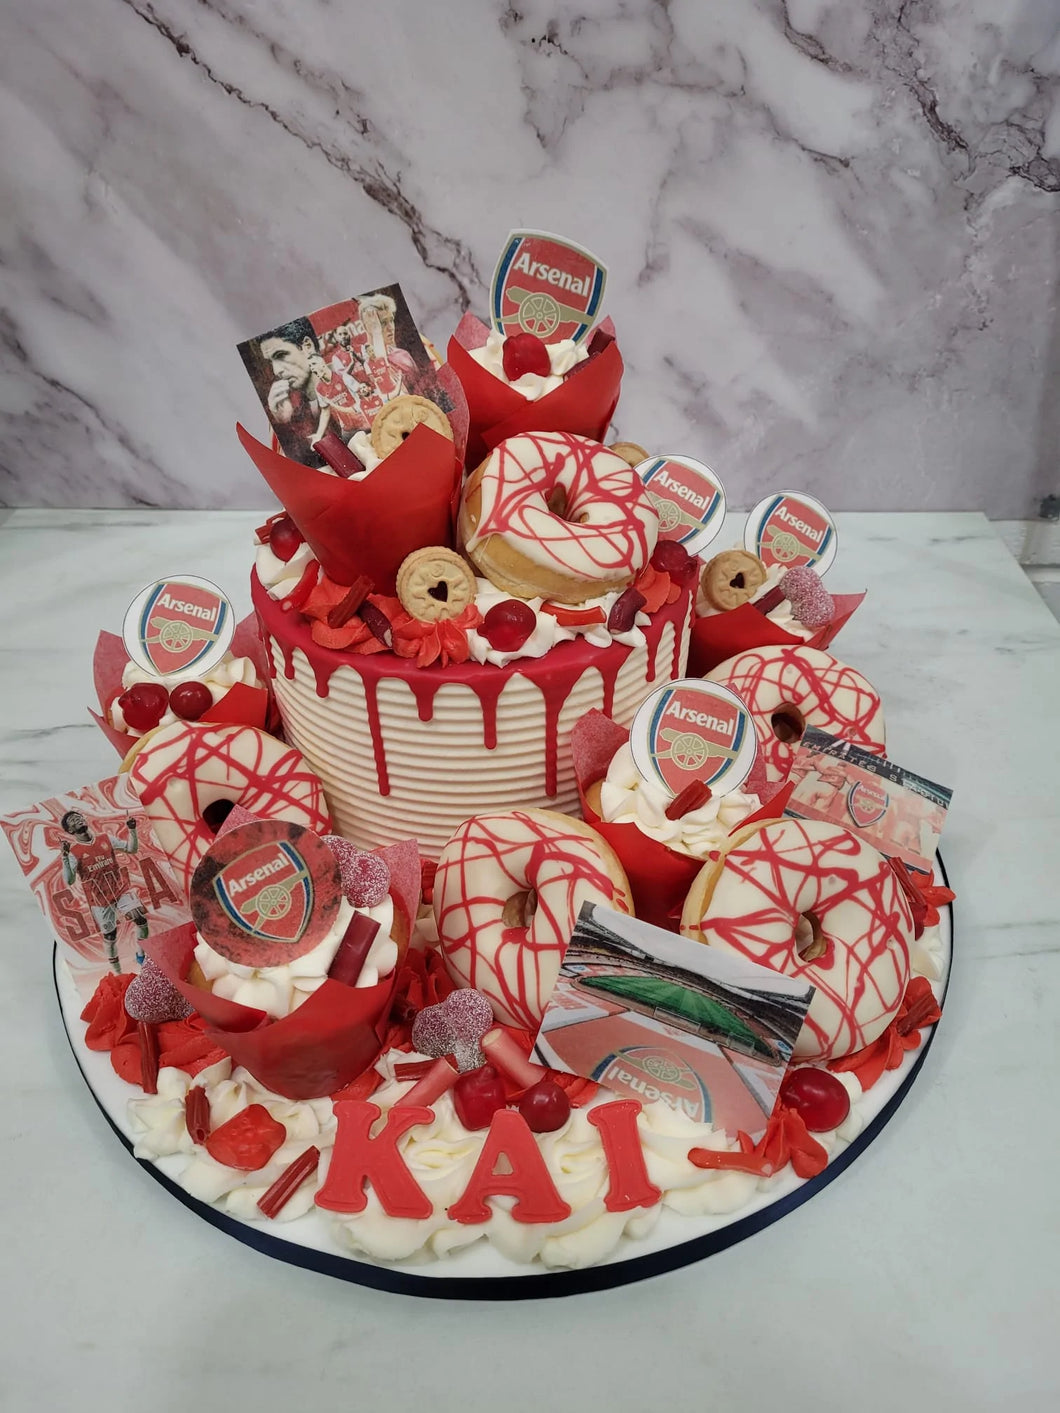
[428,582,449,602]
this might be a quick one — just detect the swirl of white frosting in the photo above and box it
[110,654,264,736]
[255,539,318,599]
[469,329,588,401]
[466,578,647,667]
[192,894,398,1019]
[599,742,761,858]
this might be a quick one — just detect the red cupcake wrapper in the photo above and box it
[89,613,275,757]
[571,712,793,933]
[446,313,623,468]
[145,922,395,1101]
[687,592,866,677]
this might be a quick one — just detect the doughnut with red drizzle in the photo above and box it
[680,818,913,1061]
[434,808,634,1030]
[459,431,658,604]
[127,719,330,900]
[707,643,885,785]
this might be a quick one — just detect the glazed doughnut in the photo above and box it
[127,719,330,900]
[434,808,634,1030]
[680,818,912,1061]
[458,431,658,604]
[707,644,885,784]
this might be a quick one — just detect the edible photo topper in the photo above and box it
[630,679,757,798]
[636,456,726,555]
[490,230,607,345]
[1,774,191,997]
[238,286,438,468]
[122,575,234,678]
[784,727,952,874]
[190,820,342,968]
[744,491,838,575]
[533,903,814,1139]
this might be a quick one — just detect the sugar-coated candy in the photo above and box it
[323,835,391,908]
[781,566,835,630]
[124,958,194,1024]
[411,988,495,1073]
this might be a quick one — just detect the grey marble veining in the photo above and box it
[1,3,1058,517]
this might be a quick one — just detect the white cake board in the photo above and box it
[55,860,952,1299]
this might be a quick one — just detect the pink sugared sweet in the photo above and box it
[323,835,391,908]
[124,958,194,1023]
[411,988,495,1072]
[128,719,329,900]
[781,566,835,630]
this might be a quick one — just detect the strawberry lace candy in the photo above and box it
[781,566,835,629]
[411,988,495,1072]
[124,958,194,1024]
[323,835,391,908]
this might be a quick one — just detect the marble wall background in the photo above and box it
[1,0,1057,517]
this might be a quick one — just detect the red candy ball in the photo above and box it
[651,538,698,583]
[518,1079,570,1134]
[452,1065,507,1131]
[779,1067,850,1132]
[502,332,551,381]
[269,515,304,563]
[169,681,213,722]
[480,599,536,653]
[118,682,169,732]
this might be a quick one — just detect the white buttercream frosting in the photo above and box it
[256,540,319,599]
[469,329,588,400]
[599,742,762,858]
[466,577,647,667]
[110,654,263,736]
[193,895,398,1019]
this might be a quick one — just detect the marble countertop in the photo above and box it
[1,509,1057,1411]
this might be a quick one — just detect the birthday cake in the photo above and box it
[8,234,953,1281]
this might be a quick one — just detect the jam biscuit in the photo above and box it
[396,547,478,623]
[608,441,649,467]
[370,395,454,459]
[701,549,767,611]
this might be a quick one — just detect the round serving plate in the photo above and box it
[56,859,952,1300]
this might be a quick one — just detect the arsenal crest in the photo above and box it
[631,679,757,798]
[847,779,889,829]
[636,456,726,556]
[190,821,342,968]
[744,492,838,575]
[490,230,607,345]
[122,575,234,678]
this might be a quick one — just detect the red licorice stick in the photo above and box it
[481,1027,546,1088]
[327,574,375,628]
[754,586,786,615]
[664,779,713,820]
[327,912,381,987]
[687,1146,772,1176]
[138,1021,159,1095]
[541,602,607,628]
[257,1146,321,1219]
[392,1058,441,1082]
[185,1085,212,1144]
[279,560,319,613]
[314,431,365,478]
[397,1056,458,1108]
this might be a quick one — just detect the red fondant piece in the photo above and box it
[446,1109,573,1225]
[200,682,270,730]
[587,1101,663,1212]
[315,1101,434,1218]
[205,1103,286,1171]
[829,975,941,1091]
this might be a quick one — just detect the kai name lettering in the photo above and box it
[656,470,711,511]
[157,592,215,621]
[666,702,732,732]
[511,251,591,296]
[226,857,286,896]
[775,506,820,539]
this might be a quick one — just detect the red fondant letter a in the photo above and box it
[447,1110,572,1226]
[314,1101,433,1219]
[587,1101,662,1212]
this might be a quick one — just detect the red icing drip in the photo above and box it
[361,675,390,796]
[406,674,440,725]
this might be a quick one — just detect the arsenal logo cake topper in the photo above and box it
[190,820,342,968]
[635,456,726,556]
[490,230,607,346]
[630,679,757,799]
[743,492,838,575]
[122,575,234,678]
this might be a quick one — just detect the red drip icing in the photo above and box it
[406,675,440,725]
[361,675,390,796]
[600,657,621,719]
[473,676,507,751]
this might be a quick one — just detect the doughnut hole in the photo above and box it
[502,890,538,928]
[770,702,806,745]
[795,909,828,962]
[202,799,236,835]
